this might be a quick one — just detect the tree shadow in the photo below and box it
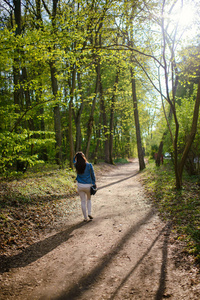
[154,222,172,300]
[0,191,78,208]
[53,209,155,300]
[0,166,139,274]
[0,221,85,274]
[110,222,171,299]
[1,166,138,208]
[98,172,139,191]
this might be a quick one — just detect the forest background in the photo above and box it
[0,0,200,262]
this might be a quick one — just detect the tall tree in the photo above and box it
[43,0,62,165]
[159,0,200,188]
[130,65,145,170]
[129,3,145,170]
[68,63,76,168]
[13,0,21,114]
[139,0,200,188]
[109,69,119,164]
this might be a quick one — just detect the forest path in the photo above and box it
[0,160,200,299]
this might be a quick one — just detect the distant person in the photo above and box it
[73,152,96,222]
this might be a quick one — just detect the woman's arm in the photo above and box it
[90,163,96,184]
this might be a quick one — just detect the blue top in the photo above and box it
[73,158,96,184]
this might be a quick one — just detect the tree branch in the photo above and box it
[41,0,51,16]
[90,44,165,68]
[2,0,14,10]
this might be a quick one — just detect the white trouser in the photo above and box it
[77,183,92,219]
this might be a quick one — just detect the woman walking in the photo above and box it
[73,152,96,222]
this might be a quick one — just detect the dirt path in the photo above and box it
[0,160,200,300]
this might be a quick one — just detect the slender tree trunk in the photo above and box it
[75,72,84,152]
[176,79,200,189]
[85,65,99,159]
[128,5,145,170]
[22,67,35,131]
[93,114,102,164]
[36,76,48,161]
[13,0,21,115]
[100,79,109,163]
[109,70,119,164]
[75,112,82,152]
[69,64,76,168]
[94,33,109,163]
[44,0,63,166]
[13,63,21,114]
[130,67,145,170]
[85,30,101,159]
[69,100,74,168]
[50,61,62,166]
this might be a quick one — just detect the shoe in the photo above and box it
[88,215,93,220]
[84,219,88,222]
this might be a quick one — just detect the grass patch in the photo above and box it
[0,166,77,208]
[114,158,130,164]
[0,165,79,255]
[140,159,200,265]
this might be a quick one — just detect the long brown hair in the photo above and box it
[75,152,88,174]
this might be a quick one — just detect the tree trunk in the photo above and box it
[100,80,109,163]
[130,67,145,171]
[69,64,76,168]
[176,79,200,189]
[22,67,35,131]
[35,0,42,24]
[109,70,119,164]
[75,72,84,152]
[93,114,102,164]
[50,62,62,166]
[13,0,21,115]
[13,0,21,35]
[69,99,74,168]
[156,141,163,166]
[85,64,99,159]
[128,5,145,171]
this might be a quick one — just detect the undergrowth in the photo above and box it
[0,162,113,255]
[140,159,200,265]
[0,165,79,254]
[0,165,77,208]
[114,158,129,164]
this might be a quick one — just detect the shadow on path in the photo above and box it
[98,172,139,191]
[0,167,139,274]
[0,221,85,273]
[110,222,171,299]
[155,222,172,300]
[53,209,155,300]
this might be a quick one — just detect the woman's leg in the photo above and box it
[78,190,87,220]
[86,190,92,217]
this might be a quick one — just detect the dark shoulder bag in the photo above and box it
[89,164,97,195]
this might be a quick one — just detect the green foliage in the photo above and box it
[176,85,198,143]
[114,158,129,164]
[0,165,78,254]
[0,130,55,176]
[141,160,200,264]
[0,166,77,208]
[1,0,199,178]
